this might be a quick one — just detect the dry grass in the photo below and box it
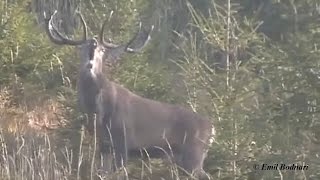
[0,84,66,134]
[0,126,193,180]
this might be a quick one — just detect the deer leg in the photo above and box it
[111,128,128,171]
[85,113,94,135]
[96,115,113,173]
[99,138,113,172]
[180,142,208,179]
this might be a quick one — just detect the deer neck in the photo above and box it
[78,70,111,113]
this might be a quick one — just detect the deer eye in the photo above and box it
[93,41,97,48]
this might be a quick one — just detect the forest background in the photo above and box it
[0,0,319,179]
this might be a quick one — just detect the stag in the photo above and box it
[44,10,215,179]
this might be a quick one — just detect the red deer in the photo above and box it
[44,10,215,179]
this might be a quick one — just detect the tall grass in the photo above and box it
[0,131,69,180]
[0,127,199,180]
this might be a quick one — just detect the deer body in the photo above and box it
[44,10,214,179]
[97,81,211,148]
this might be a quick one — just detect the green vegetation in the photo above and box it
[1,0,319,179]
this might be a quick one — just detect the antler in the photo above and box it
[44,10,87,46]
[99,11,117,48]
[99,13,154,53]
[125,23,154,53]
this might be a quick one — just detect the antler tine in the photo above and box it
[76,11,88,41]
[124,22,142,52]
[125,23,154,53]
[100,11,117,48]
[44,10,87,46]
[44,10,64,45]
[99,17,108,45]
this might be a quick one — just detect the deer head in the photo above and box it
[44,10,154,79]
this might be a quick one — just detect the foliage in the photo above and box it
[0,1,71,89]
[0,0,320,179]
[176,1,320,179]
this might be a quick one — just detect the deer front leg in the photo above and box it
[85,113,94,135]
[111,127,128,171]
[97,120,128,173]
[98,125,113,173]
